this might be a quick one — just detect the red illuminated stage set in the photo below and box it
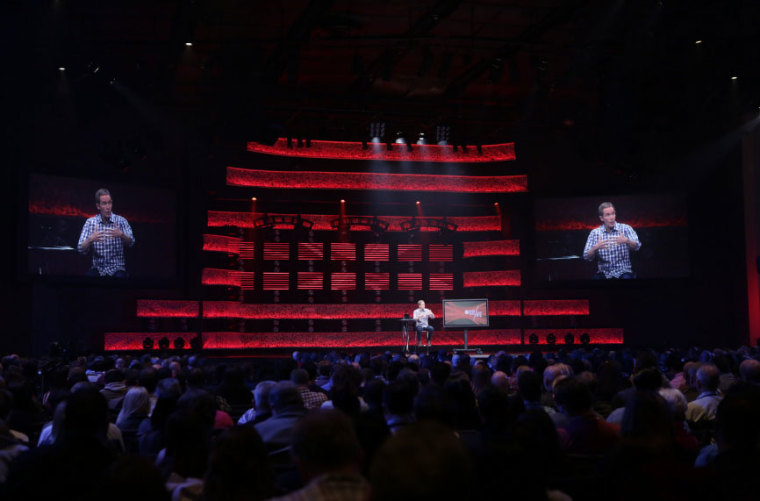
[104,139,624,353]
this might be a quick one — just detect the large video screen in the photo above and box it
[27,174,177,282]
[533,193,689,281]
[442,299,489,328]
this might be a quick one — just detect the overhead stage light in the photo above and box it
[369,121,386,142]
[417,132,427,145]
[436,125,450,145]
[395,131,406,144]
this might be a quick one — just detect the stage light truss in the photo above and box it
[246,139,516,163]
[253,214,314,230]
[401,217,458,233]
[330,216,390,234]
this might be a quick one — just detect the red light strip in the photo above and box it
[397,273,422,291]
[331,243,357,260]
[201,268,254,289]
[365,273,390,291]
[247,138,516,163]
[200,300,523,319]
[536,216,688,232]
[463,240,520,257]
[227,167,528,193]
[429,274,454,290]
[297,272,324,290]
[28,202,172,224]
[136,300,200,318]
[364,244,389,261]
[202,234,242,254]
[397,244,422,261]
[523,300,589,316]
[263,272,290,290]
[429,244,453,261]
[463,270,521,287]
[330,273,356,290]
[298,242,324,260]
[135,299,585,319]
[263,243,290,260]
[208,211,501,232]
[524,328,624,345]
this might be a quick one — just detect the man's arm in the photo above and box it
[624,226,641,251]
[426,309,435,319]
[583,230,600,260]
[111,217,135,247]
[77,219,96,254]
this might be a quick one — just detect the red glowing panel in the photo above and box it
[202,234,242,254]
[104,333,194,351]
[490,301,522,316]
[28,203,171,224]
[429,244,453,261]
[397,273,422,291]
[330,273,356,290]
[200,329,522,349]
[137,300,200,318]
[298,242,323,260]
[201,268,254,289]
[365,273,390,291]
[398,244,422,261]
[297,272,323,290]
[523,300,589,316]
[207,211,254,228]
[331,243,356,261]
[524,328,624,345]
[247,138,516,163]
[209,211,500,232]
[463,270,521,287]
[239,242,254,260]
[462,240,520,258]
[201,300,522,319]
[263,272,290,290]
[536,217,688,232]
[263,243,290,260]
[429,273,454,291]
[227,167,528,193]
[364,244,389,261]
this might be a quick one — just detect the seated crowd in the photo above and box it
[0,345,759,500]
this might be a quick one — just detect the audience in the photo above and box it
[0,345,758,499]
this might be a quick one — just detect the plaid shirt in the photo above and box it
[300,386,328,410]
[583,222,640,278]
[77,213,135,276]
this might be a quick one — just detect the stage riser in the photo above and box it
[104,328,622,351]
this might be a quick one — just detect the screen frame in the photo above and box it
[442,298,490,328]
[21,172,182,289]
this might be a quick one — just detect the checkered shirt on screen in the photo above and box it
[583,222,641,278]
[77,213,135,276]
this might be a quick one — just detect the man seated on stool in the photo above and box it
[412,300,435,350]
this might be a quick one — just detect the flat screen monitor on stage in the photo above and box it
[26,174,177,283]
[533,193,689,282]
[442,299,489,328]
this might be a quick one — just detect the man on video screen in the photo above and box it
[77,188,135,277]
[583,202,641,279]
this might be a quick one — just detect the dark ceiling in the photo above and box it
[6,0,760,189]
